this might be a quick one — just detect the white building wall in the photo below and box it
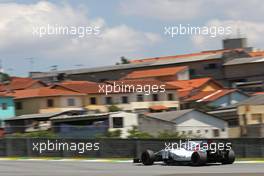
[99,90,179,112]
[174,111,228,138]
[177,69,190,80]
[108,112,138,138]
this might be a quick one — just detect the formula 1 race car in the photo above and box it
[134,140,235,166]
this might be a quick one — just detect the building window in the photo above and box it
[205,129,208,133]
[15,102,23,110]
[112,117,123,128]
[204,63,218,70]
[213,129,220,137]
[197,130,201,133]
[1,103,7,110]
[105,97,113,105]
[137,94,144,102]
[167,93,174,101]
[188,130,192,135]
[121,96,129,104]
[90,97,97,105]
[67,98,75,106]
[47,99,54,107]
[251,114,262,123]
[152,94,159,101]
[190,69,196,76]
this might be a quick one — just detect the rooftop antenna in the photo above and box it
[50,65,58,71]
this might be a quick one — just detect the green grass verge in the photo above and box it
[1,157,263,162]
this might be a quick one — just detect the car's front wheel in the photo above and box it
[141,150,155,165]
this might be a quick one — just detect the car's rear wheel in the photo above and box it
[222,149,235,164]
[191,151,207,166]
[141,150,155,165]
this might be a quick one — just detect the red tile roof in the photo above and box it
[52,81,105,94]
[253,92,264,95]
[149,105,168,111]
[130,49,245,63]
[60,81,96,85]
[0,92,11,97]
[248,51,264,57]
[52,79,179,95]
[0,77,46,92]
[122,66,187,79]
[184,89,237,102]
[7,87,84,99]
[106,79,179,90]
[167,78,222,92]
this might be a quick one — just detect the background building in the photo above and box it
[0,94,15,127]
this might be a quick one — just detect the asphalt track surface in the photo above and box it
[0,160,264,176]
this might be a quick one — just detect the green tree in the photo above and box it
[158,130,186,139]
[116,56,130,65]
[7,131,57,138]
[0,72,10,83]
[158,130,202,139]
[127,126,153,139]
[108,105,121,112]
[96,129,122,138]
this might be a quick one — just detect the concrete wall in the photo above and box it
[138,116,175,137]
[108,112,138,138]
[177,69,190,80]
[224,62,264,82]
[15,96,84,116]
[33,58,225,83]
[85,91,179,112]
[208,92,249,108]
[0,138,263,158]
[174,111,228,138]
[238,105,264,125]
[228,127,241,138]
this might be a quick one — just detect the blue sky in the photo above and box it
[0,0,264,76]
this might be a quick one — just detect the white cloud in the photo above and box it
[191,20,264,50]
[120,0,264,22]
[120,0,203,21]
[0,1,161,67]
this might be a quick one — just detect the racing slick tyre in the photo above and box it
[222,149,235,164]
[141,150,155,165]
[191,151,207,166]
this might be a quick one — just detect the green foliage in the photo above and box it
[157,130,188,139]
[127,126,153,139]
[116,56,130,65]
[0,72,10,83]
[96,129,122,138]
[7,131,57,138]
[120,56,130,64]
[108,105,121,112]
